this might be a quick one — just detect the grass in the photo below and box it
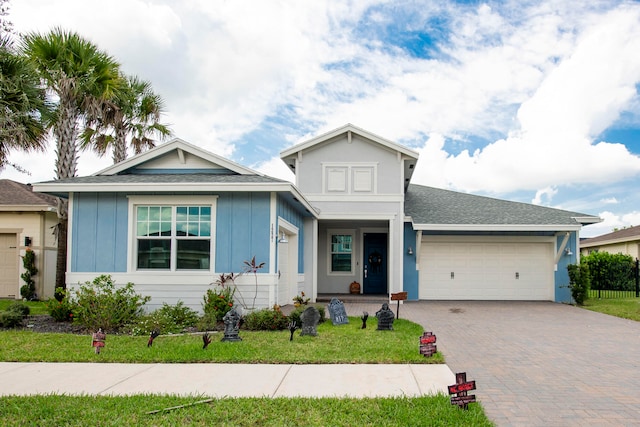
[0,299,48,315]
[0,394,493,426]
[0,305,491,425]
[0,317,445,364]
[582,296,640,321]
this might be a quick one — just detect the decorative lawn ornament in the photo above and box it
[288,321,297,341]
[419,331,437,357]
[361,311,369,329]
[375,303,395,330]
[92,328,106,354]
[202,332,212,349]
[328,298,349,325]
[147,330,160,347]
[221,307,242,342]
[300,306,320,337]
[448,372,477,409]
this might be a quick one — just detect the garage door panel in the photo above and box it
[419,240,553,301]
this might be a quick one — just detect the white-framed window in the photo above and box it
[129,196,216,271]
[328,230,354,274]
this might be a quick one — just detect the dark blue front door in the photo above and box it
[363,233,387,294]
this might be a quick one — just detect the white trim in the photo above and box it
[66,193,73,276]
[269,193,277,274]
[327,228,355,276]
[306,194,403,202]
[33,182,319,219]
[319,212,397,221]
[413,223,583,232]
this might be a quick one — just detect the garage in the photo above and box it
[419,236,554,300]
[0,233,19,298]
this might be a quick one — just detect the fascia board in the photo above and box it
[32,182,319,217]
[412,223,583,232]
[581,236,640,248]
[572,216,602,224]
[0,205,56,212]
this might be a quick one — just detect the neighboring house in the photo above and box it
[0,179,58,299]
[34,124,601,311]
[580,226,640,258]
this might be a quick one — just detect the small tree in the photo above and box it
[567,263,590,305]
[20,248,37,300]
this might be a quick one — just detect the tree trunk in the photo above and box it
[52,93,78,291]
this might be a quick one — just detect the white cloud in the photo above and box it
[532,186,558,205]
[600,197,619,205]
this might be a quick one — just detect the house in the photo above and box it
[0,179,58,299]
[33,124,601,311]
[580,225,640,258]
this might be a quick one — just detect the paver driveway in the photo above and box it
[344,300,640,426]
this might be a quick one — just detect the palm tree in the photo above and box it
[81,74,171,164]
[21,28,121,290]
[0,35,48,170]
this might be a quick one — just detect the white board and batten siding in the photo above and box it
[419,236,554,301]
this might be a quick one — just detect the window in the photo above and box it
[330,233,353,273]
[135,204,212,270]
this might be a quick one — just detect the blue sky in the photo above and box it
[3,0,640,237]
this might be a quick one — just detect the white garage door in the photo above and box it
[419,238,554,300]
[0,233,19,298]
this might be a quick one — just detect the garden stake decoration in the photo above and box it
[92,328,106,354]
[361,311,369,329]
[202,333,212,349]
[147,330,160,347]
[288,321,297,341]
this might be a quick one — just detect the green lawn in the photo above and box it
[582,297,640,321]
[0,309,493,425]
[0,317,444,364]
[0,299,48,315]
[0,394,493,426]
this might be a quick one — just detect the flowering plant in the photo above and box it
[46,287,74,322]
[292,292,310,307]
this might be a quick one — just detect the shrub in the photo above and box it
[201,284,236,329]
[131,302,199,336]
[243,308,289,331]
[288,305,326,328]
[567,263,590,305]
[7,301,30,316]
[582,251,635,291]
[72,275,150,332]
[20,248,38,301]
[46,287,74,322]
[0,310,23,328]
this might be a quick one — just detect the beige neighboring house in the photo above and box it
[580,225,640,259]
[0,179,58,299]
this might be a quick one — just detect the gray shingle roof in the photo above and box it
[0,179,57,206]
[405,184,597,227]
[581,225,640,246]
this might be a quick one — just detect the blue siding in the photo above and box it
[555,231,578,303]
[72,193,128,272]
[276,195,305,272]
[214,193,271,272]
[403,222,419,299]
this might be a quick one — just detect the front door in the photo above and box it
[363,233,387,294]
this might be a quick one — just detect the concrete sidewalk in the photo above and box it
[0,362,454,398]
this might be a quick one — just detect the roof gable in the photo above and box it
[94,138,262,176]
[405,184,601,231]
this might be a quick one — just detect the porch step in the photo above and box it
[316,293,388,304]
